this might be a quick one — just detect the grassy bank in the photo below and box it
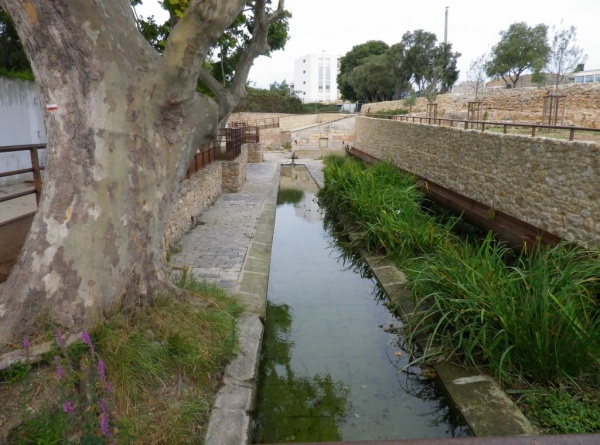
[318,155,600,434]
[2,273,241,444]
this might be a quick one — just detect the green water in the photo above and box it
[252,165,470,443]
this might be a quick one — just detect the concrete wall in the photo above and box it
[0,77,47,185]
[363,83,600,128]
[355,117,600,246]
[291,116,356,158]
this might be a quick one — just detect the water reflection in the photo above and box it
[253,302,351,443]
[252,165,470,443]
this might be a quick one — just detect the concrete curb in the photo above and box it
[204,162,280,445]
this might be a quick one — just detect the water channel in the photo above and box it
[252,164,471,443]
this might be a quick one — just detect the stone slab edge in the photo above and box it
[204,163,280,445]
[363,251,537,437]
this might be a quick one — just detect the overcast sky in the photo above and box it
[135,0,600,89]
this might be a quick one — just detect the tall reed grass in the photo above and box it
[320,155,600,388]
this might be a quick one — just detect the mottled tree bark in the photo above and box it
[0,0,245,346]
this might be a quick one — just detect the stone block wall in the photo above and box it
[291,116,356,157]
[164,143,261,253]
[363,83,600,128]
[222,145,248,193]
[164,161,222,250]
[355,117,600,246]
[246,142,264,163]
[261,114,353,149]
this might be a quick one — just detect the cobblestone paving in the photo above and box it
[169,152,293,291]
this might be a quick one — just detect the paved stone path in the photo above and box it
[169,152,325,292]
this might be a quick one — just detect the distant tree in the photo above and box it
[347,54,396,102]
[235,82,303,113]
[398,30,460,98]
[337,40,389,101]
[467,53,489,98]
[543,24,587,90]
[486,22,550,88]
[269,79,294,96]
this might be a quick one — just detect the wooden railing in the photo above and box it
[0,144,45,209]
[363,114,600,142]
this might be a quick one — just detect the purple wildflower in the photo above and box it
[62,401,74,413]
[98,398,109,413]
[54,330,65,347]
[97,358,106,381]
[81,330,93,350]
[23,338,30,349]
[100,412,111,437]
[54,356,65,380]
[106,382,114,394]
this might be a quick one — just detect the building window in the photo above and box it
[575,76,584,83]
[585,75,594,83]
[303,70,306,74]
[303,81,306,84]
[596,74,600,82]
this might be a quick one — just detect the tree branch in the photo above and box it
[155,0,246,101]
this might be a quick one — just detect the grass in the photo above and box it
[319,155,600,433]
[3,272,242,444]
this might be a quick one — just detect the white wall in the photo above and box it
[0,77,47,186]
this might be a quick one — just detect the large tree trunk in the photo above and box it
[0,0,244,346]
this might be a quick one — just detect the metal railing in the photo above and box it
[231,117,279,129]
[363,113,600,142]
[0,144,45,209]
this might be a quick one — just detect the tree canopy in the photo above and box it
[341,31,460,103]
[485,22,550,88]
[337,40,390,101]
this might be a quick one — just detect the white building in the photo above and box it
[293,53,340,103]
[572,69,600,84]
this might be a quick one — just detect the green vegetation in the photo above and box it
[522,389,600,434]
[319,156,600,433]
[4,274,242,444]
[486,22,550,88]
[234,81,304,114]
[337,31,460,102]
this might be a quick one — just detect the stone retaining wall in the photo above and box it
[291,116,356,158]
[260,114,349,149]
[164,161,222,251]
[165,143,263,252]
[355,117,600,246]
[363,83,600,128]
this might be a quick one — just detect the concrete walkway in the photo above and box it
[170,151,301,445]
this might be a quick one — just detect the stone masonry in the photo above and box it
[363,83,600,128]
[259,113,349,149]
[291,115,356,157]
[355,117,600,246]
[164,142,264,255]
